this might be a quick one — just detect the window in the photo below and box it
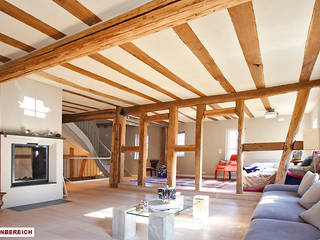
[226,129,238,160]
[177,132,186,157]
[134,134,149,160]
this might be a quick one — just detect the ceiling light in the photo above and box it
[264,108,278,119]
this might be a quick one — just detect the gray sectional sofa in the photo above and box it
[244,184,320,240]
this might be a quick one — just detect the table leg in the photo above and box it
[112,206,136,240]
[193,195,209,219]
[148,212,174,240]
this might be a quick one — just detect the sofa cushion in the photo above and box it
[299,182,320,209]
[298,171,319,197]
[300,201,320,230]
[244,219,320,240]
[264,184,299,192]
[252,191,305,222]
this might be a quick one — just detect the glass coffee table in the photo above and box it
[112,195,209,240]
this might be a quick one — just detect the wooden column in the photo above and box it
[166,106,178,187]
[138,113,147,186]
[195,104,206,190]
[275,89,310,183]
[110,107,122,188]
[119,115,126,182]
[69,147,74,180]
[236,100,244,194]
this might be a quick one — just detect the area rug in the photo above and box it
[129,177,230,188]
[9,199,71,212]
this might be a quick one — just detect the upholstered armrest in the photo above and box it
[264,184,299,193]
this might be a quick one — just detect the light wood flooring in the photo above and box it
[0,180,258,240]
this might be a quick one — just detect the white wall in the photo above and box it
[0,78,63,208]
[177,115,310,176]
[0,78,62,134]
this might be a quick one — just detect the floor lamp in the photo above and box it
[303,128,320,173]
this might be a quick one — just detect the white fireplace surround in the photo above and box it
[0,134,63,208]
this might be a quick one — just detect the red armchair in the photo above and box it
[215,155,238,180]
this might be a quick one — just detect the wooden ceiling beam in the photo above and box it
[62,109,76,114]
[0,55,10,63]
[0,0,65,40]
[243,141,304,151]
[62,89,116,107]
[62,109,116,123]
[35,71,134,105]
[123,78,320,114]
[205,107,236,117]
[53,0,102,26]
[62,100,100,111]
[0,33,35,52]
[228,2,271,110]
[173,23,255,118]
[299,0,320,82]
[0,0,251,83]
[88,53,180,101]
[145,113,169,123]
[62,104,89,112]
[61,63,160,103]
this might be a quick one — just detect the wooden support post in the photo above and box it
[166,106,178,187]
[195,104,205,190]
[275,89,310,184]
[236,100,244,194]
[69,147,74,180]
[138,113,147,186]
[119,115,126,182]
[79,156,88,177]
[110,107,123,188]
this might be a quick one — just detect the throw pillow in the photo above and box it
[300,201,320,230]
[298,171,319,197]
[299,182,320,209]
[301,156,313,166]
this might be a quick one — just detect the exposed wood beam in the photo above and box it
[205,107,236,117]
[61,63,160,103]
[300,0,320,82]
[173,23,254,118]
[53,0,102,26]
[174,145,195,152]
[121,146,139,153]
[62,109,76,114]
[195,104,205,190]
[0,0,65,40]
[88,53,179,100]
[138,113,147,186]
[0,33,35,52]
[62,104,88,112]
[242,141,304,151]
[228,2,271,110]
[62,100,100,111]
[123,79,320,114]
[0,55,10,63]
[120,42,206,97]
[63,89,117,107]
[35,71,134,105]
[119,114,126,182]
[166,105,178,187]
[179,111,196,121]
[62,109,116,123]
[275,89,310,184]
[236,100,244,194]
[0,0,251,83]
[145,113,169,123]
[173,23,235,92]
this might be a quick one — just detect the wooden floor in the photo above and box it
[0,180,258,240]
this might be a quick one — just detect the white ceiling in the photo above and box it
[0,0,319,121]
